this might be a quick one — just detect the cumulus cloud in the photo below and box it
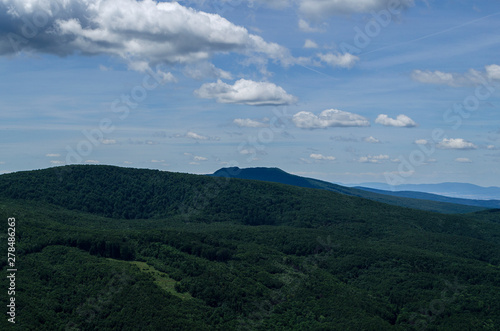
[186,131,208,140]
[0,0,293,73]
[411,70,459,87]
[304,39,319,49]
[193,156,208,161]
[455,158,472,163]
[195,79,297,106]
[358,154,389,163]
[485,64,500,80]
[298,0,414,20]
[317,52,359,68]
[233,118,268,128]
[310,153,336,161]
[293,109,370,129]
[375,114,417,127]
[437,138,477,150]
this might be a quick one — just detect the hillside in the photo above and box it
[211,167,486,214]
[0,165,499,330]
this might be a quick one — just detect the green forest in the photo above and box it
[1,165,499,330]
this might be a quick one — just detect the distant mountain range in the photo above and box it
[211,167,500,213]
[350,182,500,200]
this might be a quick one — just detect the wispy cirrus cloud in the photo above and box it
[298,0,414,20]
[411,64,500,87]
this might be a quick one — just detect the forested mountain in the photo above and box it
[0,165,499,330]
[211,167,486,214]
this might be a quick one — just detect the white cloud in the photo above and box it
[363,136,380,144]
[124,161,133,164]
[193,156,208,161]
[151,159,165,163]
[293,109,370,129]
[233,118,268,128]
[0,0,293,71]
[412,65,500,87]
[437,138,477,150]
[195,79,297,106]
[299,0,414,20]
[411,70,458,87]
[455,158,472,163]
[85,160,99,164]
[304,39,319,49]
[50,160,64,165]
[310,153,336,161]
[487,144,497,150]
[102,139,116,145]
[375,114,417,127]
[485,64,500,80]
[183,62,233,80]
[45,153,61,157]
[414,139,428,145]
[186,131,208,140]
[358,154,389,163]
[318,52,359,68]
[298,19,325,32]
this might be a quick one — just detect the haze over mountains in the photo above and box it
[351,182,500,201]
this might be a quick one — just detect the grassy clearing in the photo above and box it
[108,259,193,300]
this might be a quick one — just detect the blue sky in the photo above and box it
[1,0,500,186]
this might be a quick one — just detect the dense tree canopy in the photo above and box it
[0,165,499,330]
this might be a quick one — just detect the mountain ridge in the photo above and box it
[350,182,500,200]
[211,166,489,214]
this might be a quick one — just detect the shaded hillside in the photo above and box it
[212,167,486,214]
[0,165,499,330]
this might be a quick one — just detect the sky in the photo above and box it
[1,0,500,186]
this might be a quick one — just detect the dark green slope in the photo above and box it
[0,165,499,330]
[211,167,486,214]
